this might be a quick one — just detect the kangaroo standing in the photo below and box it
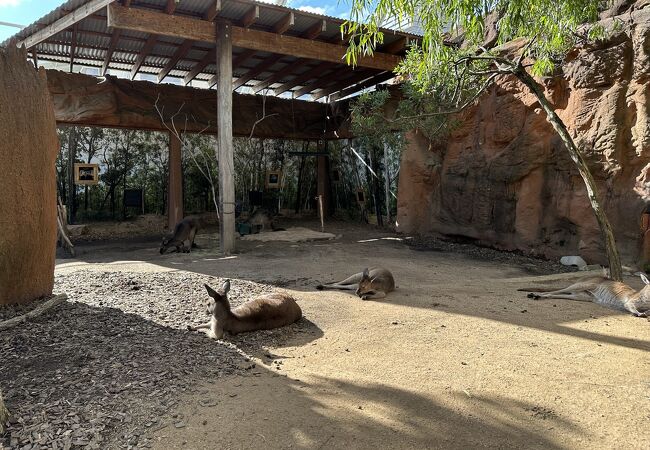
[316,267,395,300]
[188,280,302,340]
[524,272,650,317]
[160,217,200,254]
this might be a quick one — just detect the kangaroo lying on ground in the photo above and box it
[523,272,650,317]
[241,208,285,234]
[316,267,395,300]
[187,280,302,339]
[160,217,200,254]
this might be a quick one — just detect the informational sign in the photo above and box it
[265,170,282,189]
[123,189,144,210]
[356,189,366,204]
[74,163,99,185]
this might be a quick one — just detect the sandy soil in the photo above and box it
[52,221,650,449]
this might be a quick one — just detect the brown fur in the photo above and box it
[525,273,650,317]
[188,280,302,339]
[316,267,395,300]
[160,217,200,254]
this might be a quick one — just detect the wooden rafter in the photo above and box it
[122,0,132,6]
[328,71,395,102]
[311,70,385,101]
[207,49,256,87]
[241,6,259,28]
[232,57,278,90]
[273,12,294,35]
[183,49,214,85]
[250,19,326,94]
[274,62,335,96]
[101,29,122,76]
[130,34,157,80]
[107,3,401,71]
[293,69,372,98]
[203,0,222,21]
[69,24,78,72]
[165,0,177,15]
[18,0,114,50]
[158,39,194,82]
[251,59,297,94]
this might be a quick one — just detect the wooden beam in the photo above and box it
[303,19,327,40]
[18,0,114,50]
[130,34,157,80]
[69,24,78,72]
[165,0,177,15]
[251,59,295,94]
[203,0,222,21]
[312,71,391,101]
[122,0,132,6]
[293,70,363,99]
[158,39,194,82]
[380,37,408,54]
[101,29,121,76]
[183,49,214,85]
[273,12,294,35]
[274,62,335,96]
[232,57,278,90]
[107,3,401,71]
[328,71,395,102]
[207,49,256,87]
[240,5,259,28]
[216,21,235,255]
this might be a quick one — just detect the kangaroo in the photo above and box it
[187,280,302,340]
[316,267,395,300]
[524,272,650,317]
[242,208,285,234]
[160,217,200,254]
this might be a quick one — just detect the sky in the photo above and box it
[0,0,352,42]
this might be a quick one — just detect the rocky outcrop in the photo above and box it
[397,2,650,265]
[0,46,59,305]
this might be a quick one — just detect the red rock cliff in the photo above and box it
[397,3,650,265]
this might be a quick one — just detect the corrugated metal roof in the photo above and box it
[2,0,411,100]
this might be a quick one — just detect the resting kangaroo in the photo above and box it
[160,217,200,254]
[188,280,302,339]
[316,267,395,300]
[524,272,650,317]
[242,208,285,234]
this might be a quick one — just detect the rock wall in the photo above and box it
[397,4,650,265]
[0,46,59,305]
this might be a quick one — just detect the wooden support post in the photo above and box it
[216,21,236,255]
[168,132,183,229]
[317,152,331,217]
[383,140,392,225]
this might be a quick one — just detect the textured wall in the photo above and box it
[397,5,650,265]
[0,46,59,305]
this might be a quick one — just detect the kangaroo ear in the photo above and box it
[362,268,370,279]
[638,272,650,285]
[219,279,231,294]
[204,284,220,299]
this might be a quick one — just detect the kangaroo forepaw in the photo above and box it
[527,293,540,300]
[187,325,196,331]
[316,284,325,290]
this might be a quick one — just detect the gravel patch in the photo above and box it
[0,271,312,449]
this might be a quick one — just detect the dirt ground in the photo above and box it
[15,220,650,449]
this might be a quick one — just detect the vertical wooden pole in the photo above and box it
[216,21,235,255]
[168,132,183,229]
[316,145,330,217]
[383,140,392,225]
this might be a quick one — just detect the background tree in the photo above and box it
[344,0,625,280]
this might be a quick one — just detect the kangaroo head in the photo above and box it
[636,272,650,300]
[204,280,231,318]
[159,236,172,254]
[356,268,373,297]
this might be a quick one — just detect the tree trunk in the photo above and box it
[0,388,8,434]
[515,68,623,281]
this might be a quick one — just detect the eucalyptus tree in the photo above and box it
[344,0,625,280]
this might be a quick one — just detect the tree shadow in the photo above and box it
[0,298,320,448]
[154,372,583,449]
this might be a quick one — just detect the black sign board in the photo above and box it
[124,189,144,209]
